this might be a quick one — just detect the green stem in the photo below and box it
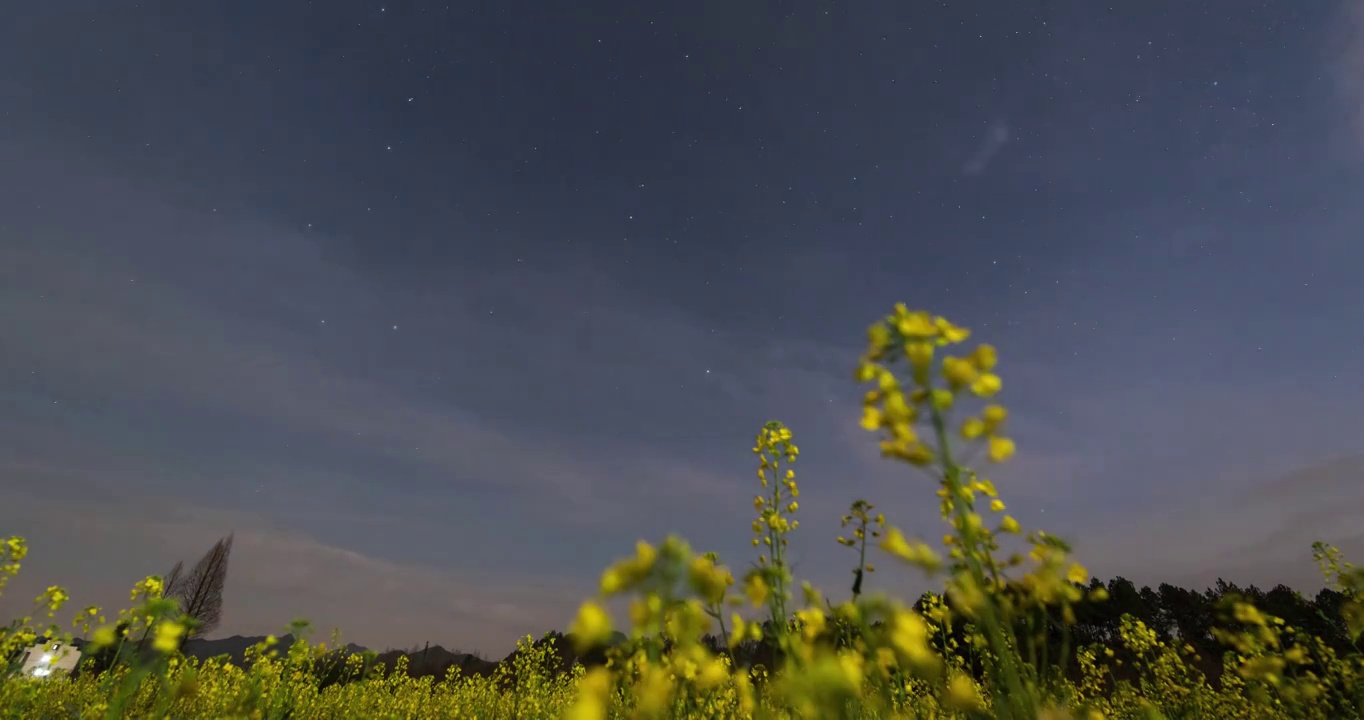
[930,401,1034,720]
[854,519,869,602]
[767,454,789,643]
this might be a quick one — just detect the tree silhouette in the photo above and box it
[134,564,1351,692]
[167,533,234,643]
[162,559,185,599]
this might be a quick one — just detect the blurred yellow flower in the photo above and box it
[988,436,1016,462]
[569,601,613,650]
[152,619,187,654]
[971,373,1002,397]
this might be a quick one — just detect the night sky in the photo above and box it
[2,1,1362,656]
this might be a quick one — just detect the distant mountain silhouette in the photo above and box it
[367,630,631,683]
[373,644,497,680]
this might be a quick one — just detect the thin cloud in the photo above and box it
[0,207,777,526]
[1332,0,1364,154]
[962,119,1011,175]
[1072,455,1364,593]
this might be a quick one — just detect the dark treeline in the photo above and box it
[1061,576,1353,665]
[300,574,1360,691]
[709,576,1356,690]
[20,575,1355,693]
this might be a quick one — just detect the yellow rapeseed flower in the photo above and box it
[881,528,943,572]
[744,573,769,607]
[896,310,938,338]
[633,540,658,569]
[944,672,986,712]
[152,619,187,654]
[988,436,1016,462]
[982,403,1007,428]
[906,342,935,380]
[942,355,979,388]
[971,372,1002,397]
[934,316,971,344]
[971,343,998,369]
[883,391,913,422]
[687,556,732,603]
[903,441,935,466]
[91,624,118,648]
[569,601,613,650]
[565,667,613,720]
[888,610,942,678]
[599,567,625,595]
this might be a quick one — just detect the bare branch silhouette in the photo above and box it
[162,560,184,600]
[169,533,234,640]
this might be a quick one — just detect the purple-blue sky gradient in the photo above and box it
[2,1,1362,655]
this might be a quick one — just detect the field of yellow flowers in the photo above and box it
[3,304,1363,719]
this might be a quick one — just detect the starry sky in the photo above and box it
[2,0,1362,656]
